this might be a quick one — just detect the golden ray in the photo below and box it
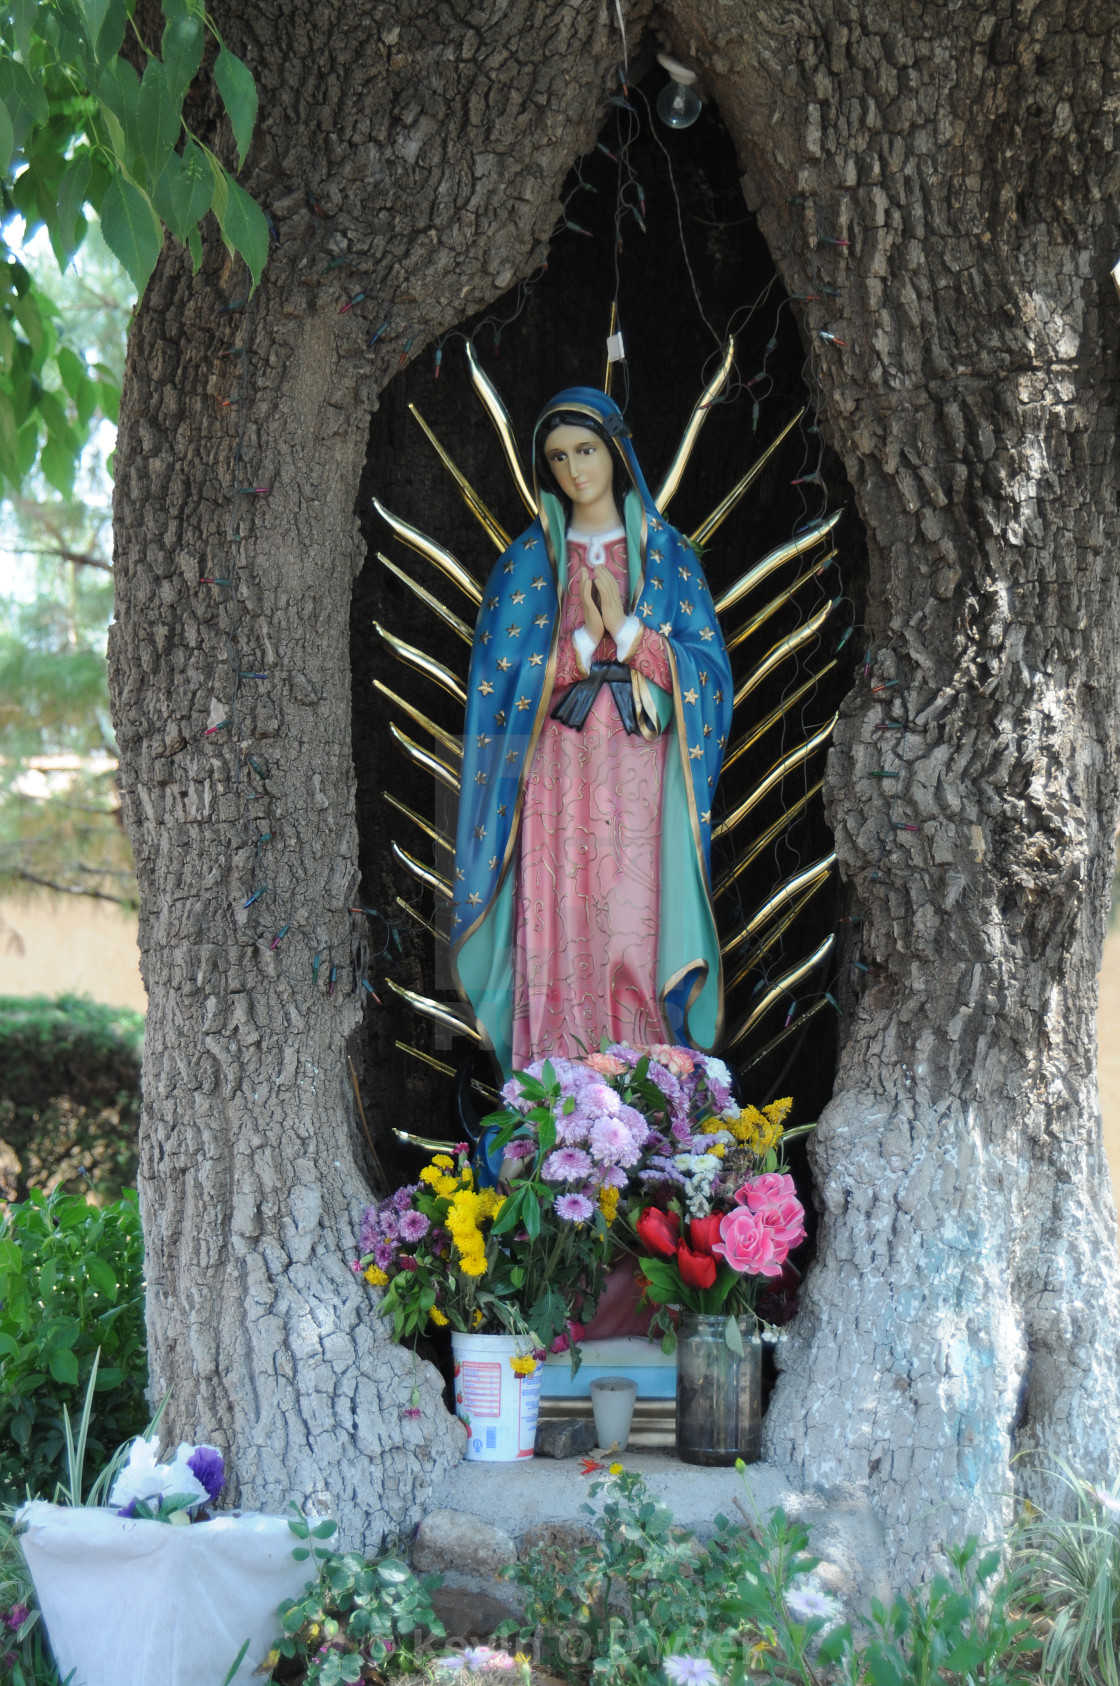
[384,795,454,854]
[722,665,837,775]
[374,621,467,706]
[377,552,473,647]
[713,716,838,841]
[739,996,832,1075]
[654,338,737,513]
[371,497,482,605]
[712,780,824,901]
[714,509,844,617]
[384,976,481,1041]
[390,723,461,795]
[725,553,837,655]
[722,853,837,965]
[409,404,511,552]
[732,599,839,712]
[394,1041,502,1106]
[466,340,536,516]
[393,1125,457,1154]
[724,884,828,991]
[394,896,449,944]
[723,933,836,1049]
[603,301,618,399]
[374,682,463,759]
[689,407,806,547]
[392,841,453,902]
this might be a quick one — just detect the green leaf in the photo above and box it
[85,1254,118,1300]
[522,1189,541,1240]
[48,1348,79,1386]
[187,224,202,271]
[212,47,257,170]
[100,173,163,294]
[153,139,211,242]
[56,154,92,265]
[0,100,13,178]
[0,59,48,150]
[99,59,141,167]
[161,10,204,103]
[56,346,86,398]
[724,1313,744,1355]
[137,60,180,187]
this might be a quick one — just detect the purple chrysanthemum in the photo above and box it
[358,1205,380,1254]
[186,1445,225,1503]
[555,1192,594,1223]
[503,1138,537,1160]
[373,1240,396,1270]
[542,1147,593,1183]
[398,1209,431,1242]
[391,1183,419,1214]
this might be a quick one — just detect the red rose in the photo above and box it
[676,1240,717,1290]
[689,1213,723,1255]
[636,1206,681,1258]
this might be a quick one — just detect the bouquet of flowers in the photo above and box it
[354,1137,612,1355]
[108,1435,226,1523]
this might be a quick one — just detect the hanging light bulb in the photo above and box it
[656,52,702,129]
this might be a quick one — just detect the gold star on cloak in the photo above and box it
[681,599,694,616]
[475,771,487,785]
[524,538,538,551]
[680,566,692,581]
[455,869,465,882]
[701,810,710,824]
[651,576,663,590]
[516,695,530,711]
[531,574,545,589]
[497,803,508,816]
[689,745,702,760]
[473,825,486,840]
[503,560,515,574]
[478,680,494,696]
[534,613,549,629]
[659,622,672,636]
[639,602,653,619]
[476,733,491,747]
[704,724,712,736]
[683,687,699,705]
[715,689,724,704]
[699,627,714,642]
[480,630,491,645]
[488,595,499,610]
[506,623,521,638]
[497,657,512,671]
[495,709,507,725]
[468,892,483,905]
[699,671,708,686]
[529,652,543,665]
[488,856,498,871]
[506,750,518,764]
[511,590,526,605]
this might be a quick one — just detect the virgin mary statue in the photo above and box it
[450,388,731,1077]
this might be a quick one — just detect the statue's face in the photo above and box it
[543,424,614,513]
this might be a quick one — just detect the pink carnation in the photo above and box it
[646,1043,696,1078]
[735,1172,798,1210]
[585,1052,628,1077]
[712,1207,784,1277]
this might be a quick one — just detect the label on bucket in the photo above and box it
[460,1360,502,1417]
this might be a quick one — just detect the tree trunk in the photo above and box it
[109,0,1120,1574]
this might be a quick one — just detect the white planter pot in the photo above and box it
[18,1503,310,1686]
[451,1331,542,1461]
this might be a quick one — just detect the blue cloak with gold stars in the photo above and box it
[450,387,732,1076]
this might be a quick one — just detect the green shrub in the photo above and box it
[0,1189,147,1502]
[1008,1462,1120,1686]
[0,995,143,1202]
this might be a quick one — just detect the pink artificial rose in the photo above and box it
[756,1195,806,1252]
[585,1052,628,1077]
[735,1172,798,1210]
[712,1207,783,1277]
[646,1043,696,1078]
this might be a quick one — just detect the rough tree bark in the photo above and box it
[109,0,1120,1578]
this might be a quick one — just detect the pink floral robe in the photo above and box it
[510,532,673,1067]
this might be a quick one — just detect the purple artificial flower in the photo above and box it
[594,1164,628,1189]
[358,1206,380,1254]
[542,1147,593,1183]
[5,1606,29,1632]
[638,1164,686,1186]
[604,1042,640,1067]
[398,1210,431,1242]
[698,1054,733,1112]
[186,1445,225,1504]
[503,1138,537,1160]
[391,1183,420,1213]
[555,1192,594,1223]
[373,1240,396,1270]
[588,1110,647,1168]
[377,1207,401,1240]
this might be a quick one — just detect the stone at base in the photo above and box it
[534,1417,597,1459]
[429,1584,521,1642]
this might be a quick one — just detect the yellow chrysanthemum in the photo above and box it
[472,1308,484,1328]
[418,1164,443,1186]
[459,1252,488,1277]
[700,1118,724,1135]
[432,1154,455,1169]
[764,1096,793,1128]
[509,1354,537,1376]
[609,1462,624,1475]
[477,1188,504,1220]
[364,1265,389,1286]
[429,1306,450,1327]
[598,1186,620,1224]
[707,1142,726,1159]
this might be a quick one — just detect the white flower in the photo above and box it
[664,1657,720,1685]
[1089,1485,1120,1517]
[108,1436,209,1512]
[785,1583,842,1624]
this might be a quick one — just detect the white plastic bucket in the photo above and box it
[451,1332,542,1461]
